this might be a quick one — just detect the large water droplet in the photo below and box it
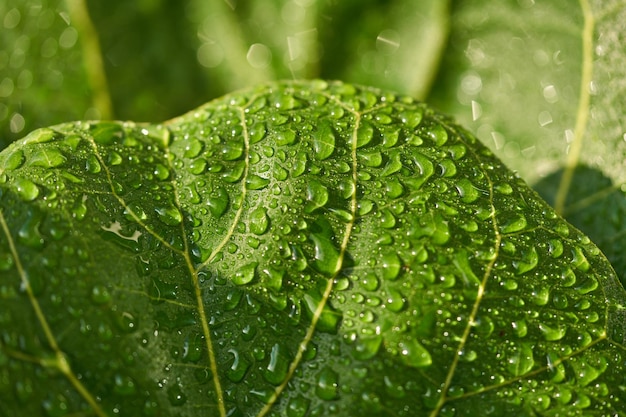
[507,343,535,376]
[207,186,229,217]
[396,339,432,368]
[249,207,269,235]
[155,205,183,226]
[13,178,39,201]
[501,213,528,233]
[313,122,336,160]
[263,343,290,385]
[28,148,66,168]
[356,122,374,148]
[316,367,339,400]
[305,180,329,214]
[227,349,251,383]
[233,262,257,286]
[3,148,25,170]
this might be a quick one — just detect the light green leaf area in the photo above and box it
[1,80,626,416]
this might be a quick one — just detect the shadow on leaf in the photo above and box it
[534,165,626,286]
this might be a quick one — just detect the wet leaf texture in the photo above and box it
[1,80,625,416]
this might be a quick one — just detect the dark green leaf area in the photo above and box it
[0,80,625,417]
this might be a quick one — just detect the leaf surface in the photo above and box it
[1,80,625,416]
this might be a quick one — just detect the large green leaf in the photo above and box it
[1,80,625,416]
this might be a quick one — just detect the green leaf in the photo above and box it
[1,80,625,416]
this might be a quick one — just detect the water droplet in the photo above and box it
[396,339,432,368]
[425,123,448,146]
[507,343,535,376]
[222,161,245,182]
[263,267,285,291]
[356,122,374,148]
[91,285,111,304]
[274,128,297,146]
[233,262,257,286]
[438,159,457,177]
[359,151,383,167]
[305,180,329,213]
[287,396,311,417]
[249,207,269,235]
[153,163,170,181]
[381,151,402,176]
[531,286,550,306]
[246,174,270,190]
[385,288,405,311]
[263,343,290,385]
[455,178,479,203]
[113,374,137,396]
[513,247,538,274]
[3,148,25,170]
[570,246,590,272]
[316,367,339,400]
[221,139,244,160]
[227,349,251,383]
[380,252,401,280]
[18,209,45,249]
[360,273,380,291]
[501,213,528,233]
[400,109,423,128]
[313,122,336,160]
[183,138,203,158]
[28,148,66,169]
[207,186,229,217]
[167,383,187,406]
[13,178,39,201]
[354,335,383,360]
[155,205,183,226]
[84,154,101,174]
[385,178,404,198]
[548,239,564,258]
[538,322,567,341]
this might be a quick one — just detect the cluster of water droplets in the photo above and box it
[1,80,624,416]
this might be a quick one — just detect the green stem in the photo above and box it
[64,0,113,120]
[554,0,594,214]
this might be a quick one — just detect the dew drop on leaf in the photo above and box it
[287,396,311,417]
[246,174,270,190]
[263,343,290,385]
[249,207,269,235]
[233,262,257,286]
[3,149,25,170]
[154,205,183,226]
[312,121,336,160]
[13,178,39,201]
[206,186,229,217]
[315,367,340,400]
